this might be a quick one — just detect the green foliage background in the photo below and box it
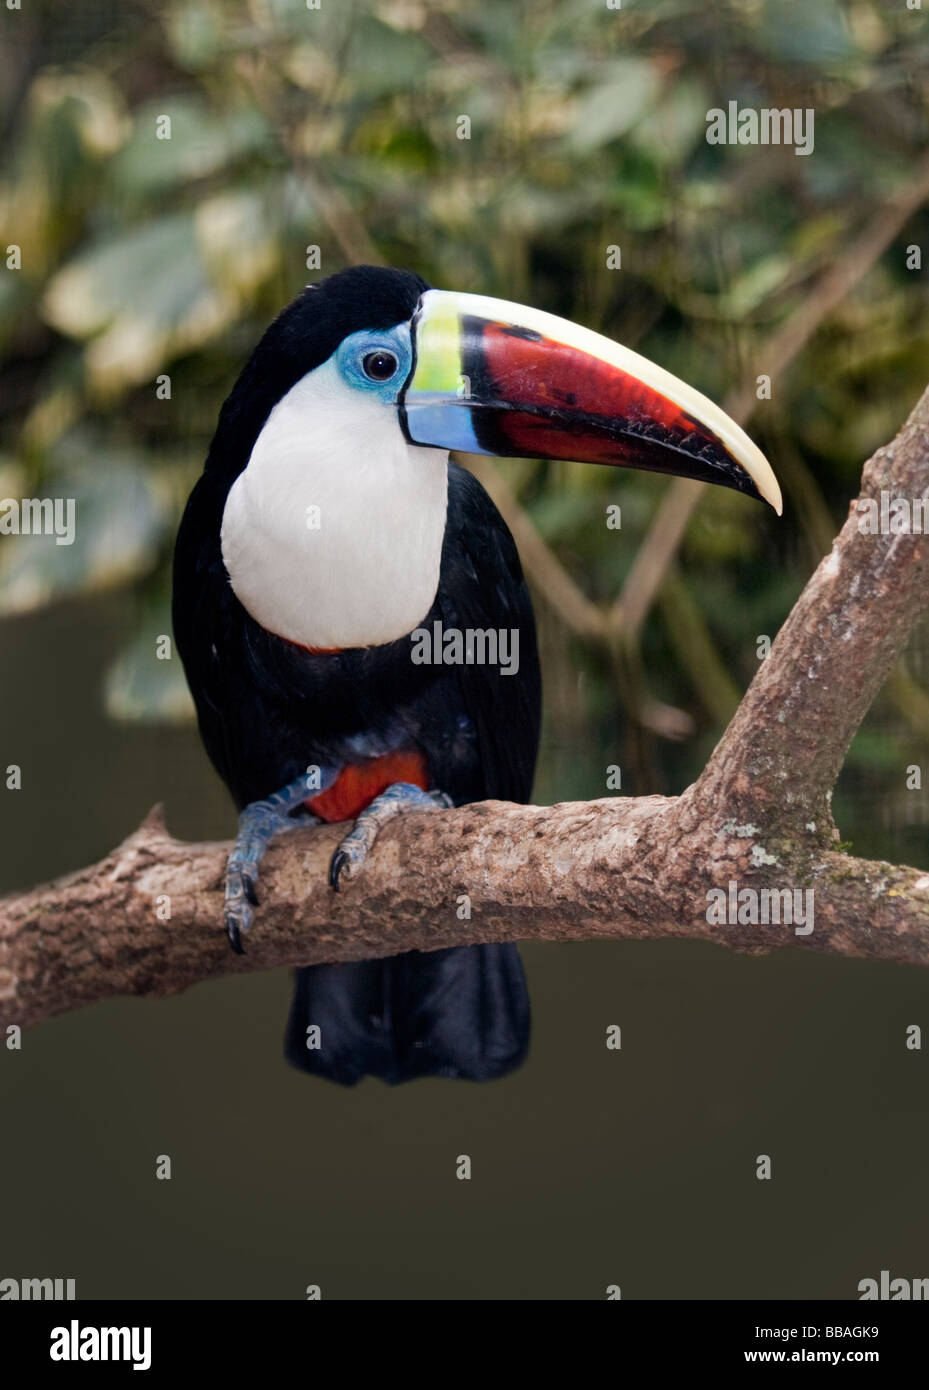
[1,0,927,831]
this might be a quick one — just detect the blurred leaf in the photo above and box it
[0,437,168,613]
[164,0,228,70]
[756,0,859,66]
[196,190,280,300]
[41,205,278,394]
[568,59,661,152]
[630,79,710,166]
[717,253,794,317]
[111,98,271,195]
[344,15,434,96]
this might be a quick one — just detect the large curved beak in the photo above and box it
[400,289,781,514]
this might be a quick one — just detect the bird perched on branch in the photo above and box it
[173,265,780,1086]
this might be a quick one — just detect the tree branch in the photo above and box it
[2,389,929,1032]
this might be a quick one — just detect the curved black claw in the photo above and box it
[329,850,349,893]
[224,865,256,951]
[226,916,246,955]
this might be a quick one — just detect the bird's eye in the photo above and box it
[362,350,399,382]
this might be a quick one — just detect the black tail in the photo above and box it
[284,945,530,1085]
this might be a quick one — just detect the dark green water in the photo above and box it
[0,593,926,1299]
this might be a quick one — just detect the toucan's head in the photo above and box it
[216,266,780,651]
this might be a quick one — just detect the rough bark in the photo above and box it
[2,390,929,1032]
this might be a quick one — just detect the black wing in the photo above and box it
[437,461,541,805]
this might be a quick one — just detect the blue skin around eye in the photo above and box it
[334,324,413,401]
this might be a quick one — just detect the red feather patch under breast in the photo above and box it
[306,751,430,823]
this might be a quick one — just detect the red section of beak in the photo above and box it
[471,322,737,483]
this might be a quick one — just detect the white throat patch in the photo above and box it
[220,359,449,650]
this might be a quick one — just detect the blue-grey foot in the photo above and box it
[329,782,453,892]
[225,774,325,954]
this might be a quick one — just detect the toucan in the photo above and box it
[173,265,780,1086]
